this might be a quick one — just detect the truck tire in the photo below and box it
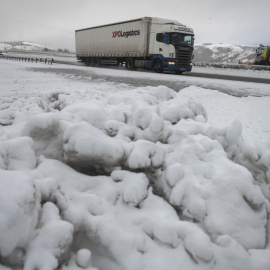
[126,58,136,70]
[175,71,183,75]
[152,59,163,73]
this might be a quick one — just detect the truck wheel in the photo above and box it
[175,71,183,75]
[152,59,163,73]
[126,58,136,70]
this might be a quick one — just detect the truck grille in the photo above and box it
[175,46,193,67]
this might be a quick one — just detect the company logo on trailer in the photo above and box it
[112,30,140,38]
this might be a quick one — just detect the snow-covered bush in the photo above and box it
[0,171,39,262]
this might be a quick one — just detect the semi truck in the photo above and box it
[75,17,194,74]
[254,44,270,65]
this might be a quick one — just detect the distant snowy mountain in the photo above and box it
[194,43,257,63]
[0,41,55,52]
[0,41,258,64]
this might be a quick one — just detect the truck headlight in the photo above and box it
[168,62,175,65]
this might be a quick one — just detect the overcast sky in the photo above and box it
[1,0,269,51]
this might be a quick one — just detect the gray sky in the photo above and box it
[1,0,269,51]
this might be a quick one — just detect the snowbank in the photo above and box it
[0,84,270,270]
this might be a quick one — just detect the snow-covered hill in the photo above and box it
[0,41,258,64]
[194,43,257,63]
[0,41,55,52]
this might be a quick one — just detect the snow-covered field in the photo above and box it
[0,59,270,270]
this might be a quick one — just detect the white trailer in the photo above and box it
[75,17,194,73]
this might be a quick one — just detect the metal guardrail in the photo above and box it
[194,62,270,71]
[0,54,86,66]
[5,50,75,56]
[0,55,54,64]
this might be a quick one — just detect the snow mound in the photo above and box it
[0,85,270,270]
[0,171,39,258]
[24,202,74,270]
[0,137,36,170]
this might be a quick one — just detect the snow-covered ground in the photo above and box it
[0,59,270,270]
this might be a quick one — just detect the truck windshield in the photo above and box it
[171,33,194,46]
[156,32,194,47]
[256,48,265,56]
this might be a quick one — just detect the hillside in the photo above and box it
[0,41,258,64]
[194,43,257,63]
[0,41,55,52]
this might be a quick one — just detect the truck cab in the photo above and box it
[255,45,270,65]
[147,18,194,73]
[151,31,194,73]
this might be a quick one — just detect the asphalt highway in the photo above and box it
[2,53,270,85]
[55,59,270,84]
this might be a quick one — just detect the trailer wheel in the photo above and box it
[85,58,90,66]
[89,58,95,67]
[94,58,101,67]
[152,59,163,73]
[126,58,136,70]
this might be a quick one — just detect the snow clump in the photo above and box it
[0,85,270,270]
